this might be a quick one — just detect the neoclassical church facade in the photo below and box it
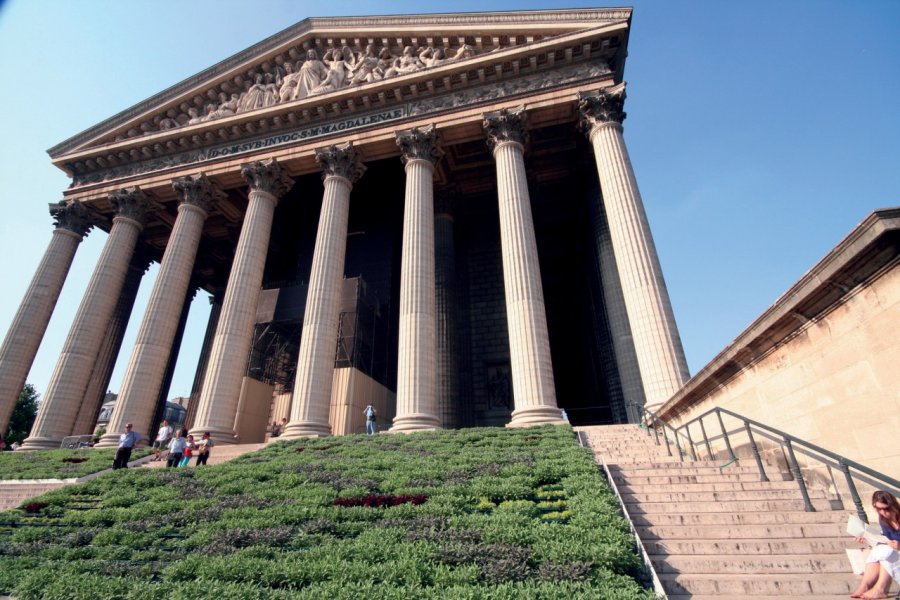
[0,8,689,448]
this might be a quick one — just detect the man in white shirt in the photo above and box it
[364,405,377,435]
[151,420,173,461]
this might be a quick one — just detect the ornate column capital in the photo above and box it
[48,200,93,238]
[396,124,443,166]
[314,142,366,184]
[578,84,627,133]
[483,106,528,152]
[109,187,156,227]
[240,158,294,198]
[172,174,225,214]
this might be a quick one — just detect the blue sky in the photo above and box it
[0,0,898,403]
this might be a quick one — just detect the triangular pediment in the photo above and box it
[52,8,631,187]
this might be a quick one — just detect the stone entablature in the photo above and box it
[51,14,628,190]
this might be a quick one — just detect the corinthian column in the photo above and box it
[579,85,689,411]
[434,187,460,428]
[190,160,293,444]
[483,107,564,427]
[98,175,219,448]
[282,144,364,439]
[391,125,442,432]
[20,189,154,450]
[0,201,92,435]
[70,252,150,437]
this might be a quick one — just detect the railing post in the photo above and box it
[839,460,867,523]
[651,419,660,446]
[661,424,672,457]
[673,431,684,462]
[784,438,815,512]
[698,418,713,460]
[684,427,698,461]
[715,409,736,462]
[745,422,769,482]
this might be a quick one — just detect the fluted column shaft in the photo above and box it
[434,195,459,428]
[582,88,689,411]
[21,190,151,450]
[0,202,91,435]
[284,175,350,437]
[590,192,646,421]
[184,295,222,430]
[484,108,563,427]
[70,255,147,436]
[190,160,291,444]
[391,158,440,431]
[391,126,441,432]
[99,181,212,447]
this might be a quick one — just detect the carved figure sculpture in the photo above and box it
[212,93,239,119]
[239,74,268,112]
[261,73,279,108]
[187,107,204,126]
[349,45,381,85]
[278,61,303,102]
[296,49,328,100]
[384,46,425,78]
[420,46,447,68]
[311,47,352,95]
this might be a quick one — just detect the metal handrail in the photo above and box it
[625,403,900,523]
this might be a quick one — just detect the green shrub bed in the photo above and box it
[0,448,150,480]
[0,425,655,599]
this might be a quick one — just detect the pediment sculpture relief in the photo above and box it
[125,43,479,141]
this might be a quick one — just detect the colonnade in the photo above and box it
[0,86,687,448]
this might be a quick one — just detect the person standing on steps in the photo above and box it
[851,490,900,599]
[195,431,214,466]
[151,420,172,462]
[364,404,377,435]
[165,430,187,468]
[112,423,140,469]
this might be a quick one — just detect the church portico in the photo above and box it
[4,9,691,447]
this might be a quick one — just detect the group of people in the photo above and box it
[270,417,288,438]
[157,43,478,132]
[112,420,213,470]
[852,490,900,599]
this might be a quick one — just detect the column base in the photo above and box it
[507,405,567,428]
[94,432,123,448]
[188,426,241,445]
[280,420,332,440]
[389,413,441,433]
[17,436,62,451]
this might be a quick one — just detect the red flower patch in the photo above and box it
[333,494,427,508]
[22,501,49,514]
[62,458,88,463]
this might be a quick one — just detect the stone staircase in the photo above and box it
[138,442,268,468]
[0,482,69,512]
[0,443,269,510]
[577,424,891,599]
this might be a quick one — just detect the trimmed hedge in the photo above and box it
[0,448,150,480]
[0,425,656,599]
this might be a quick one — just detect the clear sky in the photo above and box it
[0,0,898,404]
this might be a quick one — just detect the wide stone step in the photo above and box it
[628,497,842,514]
[631,509,849,527]
[644,536,851,555]
[609,463,764,475]
[613,472,791,485]
[621,487,834,504]
[637,522,846,540]
[668,595,853,600]
[618,480,801,493]
[651,552,850,574]
[659,572,859,596]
